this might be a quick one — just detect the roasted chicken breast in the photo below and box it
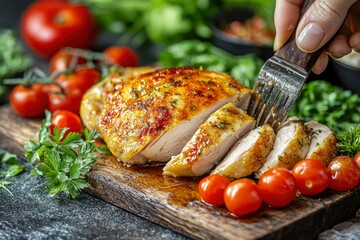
[99,67,250,165]
[305,121,337,166]
[255,117,310,177]
[163,102,255,177]
[212,124,275,179]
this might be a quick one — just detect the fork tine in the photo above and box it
[265,92,289,127]
[256,86,281,126]
[251,82,273,120]
[247,81,263,116]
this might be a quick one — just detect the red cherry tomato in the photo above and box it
[327,156,360,191]
[54,68,100,95]
[354,151,360,169]
[224,178,262,217]
[198,174,230,206]
[50,110,82,138]
[9,84,49,118]
[258,168,297,208]
[48,90,83,114]
[49,48,87,73]
[103,46,139,67]
[20,0,97,58]
[292,159,329,196]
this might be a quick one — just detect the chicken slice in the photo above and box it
[255,118,310,178]
[163,102,255,177]
[211,124,275,179]
[80,67,155,133]
[100,67,250,165]
[305,121,337,166]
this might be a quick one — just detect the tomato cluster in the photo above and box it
[9,44,139,119]
[198,156,360,217]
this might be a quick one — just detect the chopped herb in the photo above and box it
[215,121,229,129]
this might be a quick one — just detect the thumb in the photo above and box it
[296,0,357,52]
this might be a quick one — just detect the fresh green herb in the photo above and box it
[290,80,360,133]
[80,0,219,46]
[159,40,263,88]
[0,149,25,195]
[24,111,101,199]
[336,124,360,157]
[0,30,33,102]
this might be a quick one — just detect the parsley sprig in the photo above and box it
[0,149,25,195]
[25,111,102,199]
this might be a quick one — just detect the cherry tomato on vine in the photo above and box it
[48,89,83,114]
[224,178,262,217]
[54,68,100,95]
[103,46,139,67]
[198,174,230,206]
[292,159,329,196]
[50,110,82,138]
[49,48,87,73]
[354,152,360,169]
[20,0,97,58]
[258,168,297,208]
[327,156,360,191]
[9,84,49,118]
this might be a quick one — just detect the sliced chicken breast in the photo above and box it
[305,121,337,166]
[212,124,275,179]
[163,102,255,177]
[99,67,250,165]
[255,117,310,178]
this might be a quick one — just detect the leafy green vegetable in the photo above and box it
[0,30,33,102]
[79,0,220,46]
[0,149,25,195]
[290,80,360,133]
[336,124,360,157]
[0,30,32,79]
[25,111,101,199]
[159,40,263,88]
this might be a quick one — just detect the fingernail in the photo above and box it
[298,23,325,51]
[273,35,281,52]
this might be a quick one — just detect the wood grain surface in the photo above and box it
[1,104,359,240]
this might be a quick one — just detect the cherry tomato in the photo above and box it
[198,174,230,206]
[103,46,139,67]
[54,68,100,95]
[50,110,82,138]
[292,159,329,196]
[49,48,87,73]
[258,168,297,208]
[224,178,262,217]
[48,88,83,114]
[20,0,97,58]
[354,151,360,169]
[9,84,49,118]
[327,156,360,191]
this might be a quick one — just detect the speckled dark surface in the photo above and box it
[0,164,188,240]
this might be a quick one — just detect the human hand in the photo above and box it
[273,0,360,74]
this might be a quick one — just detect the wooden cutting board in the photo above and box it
[1,104,359,240]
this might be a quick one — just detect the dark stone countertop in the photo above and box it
[0,163,188,240]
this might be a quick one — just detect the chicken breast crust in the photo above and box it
[80,67,155,133]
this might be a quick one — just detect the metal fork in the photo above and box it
[247,0,324,129]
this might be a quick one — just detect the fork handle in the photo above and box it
[274,0,324,73]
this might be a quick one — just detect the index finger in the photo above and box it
[274,0,304,51]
